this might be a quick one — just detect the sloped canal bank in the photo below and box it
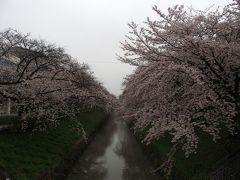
[67,115,161,180]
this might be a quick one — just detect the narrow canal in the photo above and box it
[67,115,161,180]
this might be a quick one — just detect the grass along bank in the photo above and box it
[127,120,240,179]
[0,111,107,180]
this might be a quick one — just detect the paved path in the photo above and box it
[0,124,12,131]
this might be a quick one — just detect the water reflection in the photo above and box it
[67,115,161,180]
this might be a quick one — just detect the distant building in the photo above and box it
[0,57,16,115]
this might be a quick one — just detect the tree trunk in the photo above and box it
[18,106,27,120]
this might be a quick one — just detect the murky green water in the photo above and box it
[67,115,161,180]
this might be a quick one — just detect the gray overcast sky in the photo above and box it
[0,0,231,96]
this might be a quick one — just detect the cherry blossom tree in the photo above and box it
[0,29,115,131]
[119,0,240,176]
